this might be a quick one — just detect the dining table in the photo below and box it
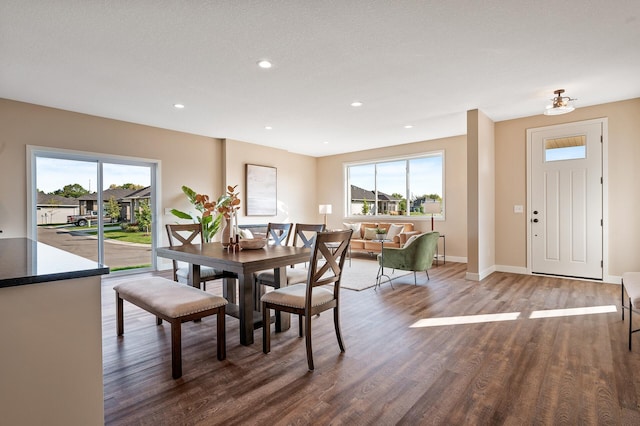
[156,242,310,345]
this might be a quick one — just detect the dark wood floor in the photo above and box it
[102,261,640,425]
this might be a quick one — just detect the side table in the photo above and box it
[435,234,446,266]
[374,239,394,290]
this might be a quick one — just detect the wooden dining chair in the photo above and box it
[252,223,294,309]
[255,223,325,289]
[265,222,293,246]
[165,224,226,291]
[261,229,352,370]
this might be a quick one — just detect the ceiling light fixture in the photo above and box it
[404,125,413,129]
[257,60,272,69]
[265,125,272,130]
[173,103,185,109]
[544,89,576,115]
[350,101,363,107]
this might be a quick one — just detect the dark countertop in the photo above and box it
[0,238,109,288]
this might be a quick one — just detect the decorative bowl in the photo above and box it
[238,238,267,250]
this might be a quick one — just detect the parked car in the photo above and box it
[67,211,113,226]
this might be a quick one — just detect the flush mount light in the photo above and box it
[323,141,329,144]
[173,103,185,109]
[265,125,273,130]
[404,125,413,129]
[257,60,272,69]
[350,101,363,107]
[544,89,576,115]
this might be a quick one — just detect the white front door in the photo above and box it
[528,120,603,280]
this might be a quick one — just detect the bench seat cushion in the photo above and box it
[114,277,227,319]
[623,272,640,307]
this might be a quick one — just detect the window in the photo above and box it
[545,135,586,162]
[29,146,157,274]
[345,151,444,218]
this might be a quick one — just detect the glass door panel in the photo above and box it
[102,163,153,271]
[36,157,99,262]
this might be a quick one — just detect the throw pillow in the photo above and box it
[343,222,361,239]
[363,227,378,240]
[386,224,404,241]
[403,234,420,248]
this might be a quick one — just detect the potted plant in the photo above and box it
[215,185,241,246]
[375,227,387,241]
[170,185,223,242]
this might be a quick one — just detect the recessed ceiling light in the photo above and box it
[173,103,185,109]
[265,125,272,130]
[350,101,363,107]
[323,141,329,144]
[404,125,413,129]
[257,60,272,69]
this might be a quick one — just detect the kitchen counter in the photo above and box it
[0,237,109,287]
[0,237,109,425]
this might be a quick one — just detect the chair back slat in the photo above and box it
[266,223,293,246]
[165,224,205,281]
[293,223,326,248]
[306,230,352,300]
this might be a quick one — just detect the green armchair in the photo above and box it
[377,231,440,284]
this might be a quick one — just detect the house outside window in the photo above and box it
[345,151,444,219]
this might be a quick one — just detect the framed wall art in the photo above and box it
[245,164,277,216]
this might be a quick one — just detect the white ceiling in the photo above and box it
[1,1,639,157]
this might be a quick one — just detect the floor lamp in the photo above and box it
[319,204,332,226]
[424,202,441,231]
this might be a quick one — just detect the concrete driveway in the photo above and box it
[37,225,153,271]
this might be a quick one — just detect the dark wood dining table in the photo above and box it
[156,242,310,345]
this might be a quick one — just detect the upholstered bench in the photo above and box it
[622,272,640,350]
[114,277,228,379]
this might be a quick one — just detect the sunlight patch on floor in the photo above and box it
[529,305,617,318]
[410,305,618,328]
[410,312,521,328]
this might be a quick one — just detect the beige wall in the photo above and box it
[467,109,496,280]
[495,97,640,278]
[316,135,468,260]
[5,96,639,279]
[0,98,223,245]
[221,139,319,227]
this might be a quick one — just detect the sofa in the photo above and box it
[342,222,420,254]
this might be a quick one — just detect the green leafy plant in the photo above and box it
[215,185,241,219]
[375,227,387,235]
[170,185,223,242]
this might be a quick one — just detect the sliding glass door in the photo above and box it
[31,148,157,274]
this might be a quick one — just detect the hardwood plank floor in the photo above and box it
[102,261,640,425]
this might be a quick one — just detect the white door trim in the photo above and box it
[526,118,609,281]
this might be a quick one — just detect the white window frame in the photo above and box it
[26,145,161,273]
[343,150,445,220]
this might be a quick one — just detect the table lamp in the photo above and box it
[424,201,441,231]
[319,204,332,226]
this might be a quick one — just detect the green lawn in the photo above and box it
[87,229,152,244]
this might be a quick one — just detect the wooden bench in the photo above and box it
[622,272,640,350]
[114,277,228,379]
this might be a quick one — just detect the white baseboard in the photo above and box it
[495,265,528,275]
[606,274,622,285]
[444,255,467,264]
[465,272,480,281]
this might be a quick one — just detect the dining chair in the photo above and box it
[165,223,226,290]
[255,223,325,289]
[265,222,293,246]
[261,229,352,370]
[253,223,294,308]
